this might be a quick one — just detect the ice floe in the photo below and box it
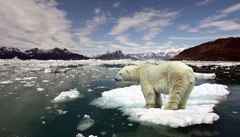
[52,88,84,102]
[91,83,229,128]
[76,133,97,137]
[0,80,14,84]
[194,72,216,79]
[57,109,68,115]
[76,133,84,137]
[37,88,44,91]
[44,68,51,73]
[23,77,37,80]
[77,115,95,131]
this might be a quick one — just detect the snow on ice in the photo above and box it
[52,88,84,102]
[91,83,229,128]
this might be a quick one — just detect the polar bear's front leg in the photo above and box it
[140,83,156,109]
[155,92,162,108]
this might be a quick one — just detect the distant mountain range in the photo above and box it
[93,49,184,60]
[1,37,239,61]
[172,37,240,61]
[127,48,185,60]
[0,47,89,60]
[0,47,183,60]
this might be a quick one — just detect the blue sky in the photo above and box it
[0,0,239,56]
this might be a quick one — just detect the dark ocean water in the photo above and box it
[0,60,239,137]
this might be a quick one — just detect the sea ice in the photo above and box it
[44,68,51,73]
[37,88,44,91]
[23,77,37,80]
[76,133,84,137]
[77,115,95,131]
[0,80,14,84]
[91,83,229,128]
[57,109,68,115]
[52,88,83,102]
[194,72,216,79]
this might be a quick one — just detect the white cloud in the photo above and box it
[200,20,240,31]
[94,8,101,15]
[179,3,240,33]
[178,25,199,33]
[199,3,240,31]
[110,9,179,42]
[187,28,199,33]
[113,1,121,8]
[115,35,140,47]
[76,14,107,45]
[177,24,190,30]
[170,34,239,41]
[0,0,77,49]
[195,0,215,6]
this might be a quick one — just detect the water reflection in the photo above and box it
[117,124,218,137]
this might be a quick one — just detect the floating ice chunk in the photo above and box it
[232,111,238,114]
[42,80,49,83]
[75,133,97,137]
[88,88,94,92]
[44,68,51,73]
[77,115,95,131]
[194,73,216,79]
[101,131,106,135]
[15,78,22,81]
[76,133,85,137]
[52,88,83,102]
[0,80,14,84]
[95,86,108,89]
[57,109,68,115]
[24,82,35,87]
[37,88,44,91]
[23,77,37,80]
[91,83,229,128]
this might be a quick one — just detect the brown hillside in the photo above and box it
[172,37,240,61]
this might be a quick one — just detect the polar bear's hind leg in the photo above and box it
[178,82,194,109]
[165,82,187,110]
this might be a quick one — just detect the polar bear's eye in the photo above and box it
[119,73,122,75]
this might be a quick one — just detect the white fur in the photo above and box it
[115,61,195,110]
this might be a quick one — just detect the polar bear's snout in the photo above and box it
[115,75,122,81]
[115,77,120,81]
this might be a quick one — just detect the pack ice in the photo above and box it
[91,83,229,128]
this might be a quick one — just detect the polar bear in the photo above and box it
[115,61,195,110]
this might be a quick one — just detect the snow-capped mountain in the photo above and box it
[25,47,89,60]
[127,48,185,60]
[96,50,137,60]
[0,47,89,60]
[0,47,29,59]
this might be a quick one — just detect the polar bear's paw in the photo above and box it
[163,105,178,110]
[144,104,155,109]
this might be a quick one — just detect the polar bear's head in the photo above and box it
[115,66,138,82]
